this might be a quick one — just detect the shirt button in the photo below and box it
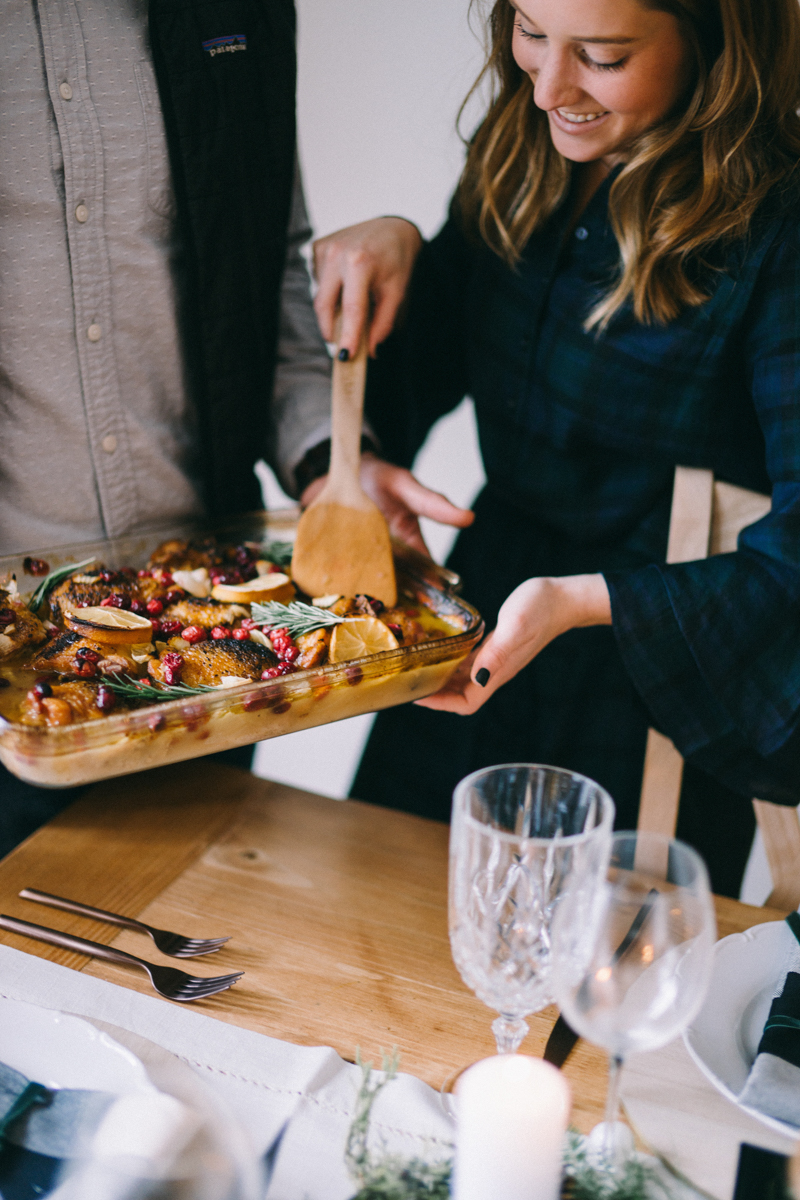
[87,323,102,342]
[575,226,589,241]
[75,204,88,223]
[59,82,73,101]
[101,435,118,454]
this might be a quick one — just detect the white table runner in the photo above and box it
[0,946,454,1200]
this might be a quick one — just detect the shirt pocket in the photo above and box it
[133,60,176,220]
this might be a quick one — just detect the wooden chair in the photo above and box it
[636,466,800,908]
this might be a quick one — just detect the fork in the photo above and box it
[19,888,229,958]
[0,915,243,1002]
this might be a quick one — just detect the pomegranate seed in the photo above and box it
[33,680,53,698]
[211,626,229,640]
[100,594,126,608]
[181,625,206,644]
[23,557,50,576]
[161,652,183,685]
[158,619,182,637]
[387,623,403,641]
[96,686,115,712]
[261,667,282,680]
[164,589,184,605]
[129,599,146,615]
[232,628,250,641]
[146,598,164,616]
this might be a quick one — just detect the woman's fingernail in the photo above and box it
[337,348,350,362]
[475,668,490,687]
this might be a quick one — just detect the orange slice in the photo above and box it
[67,606,154,645]
[329,616,399,663]
[211,574,295,605]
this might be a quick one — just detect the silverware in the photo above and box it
[543,887,660,1068]
[19,888,229,958]
[0,914,243,1002]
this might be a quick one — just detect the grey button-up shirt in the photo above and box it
[0,0,332,556]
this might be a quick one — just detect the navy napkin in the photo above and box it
[739,913,800,1127]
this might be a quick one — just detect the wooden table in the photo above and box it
[0,760,788,1140]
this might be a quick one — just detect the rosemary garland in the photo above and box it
[99,675,217,703]
[28,557,97,614]
[250,599,344,637]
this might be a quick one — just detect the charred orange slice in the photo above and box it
[211,574,295,604]
[329,616,399,663]
[67,606,154,645]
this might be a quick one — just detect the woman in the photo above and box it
[316,0,800,896]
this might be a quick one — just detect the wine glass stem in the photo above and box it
[603,1054,625,1165]
[491,1015,529,1053]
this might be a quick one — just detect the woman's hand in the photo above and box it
[417,574,612,714]
[300,453,474,556]
[313,217,423,358]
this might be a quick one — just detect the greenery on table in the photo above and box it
[344,1055,673,1200]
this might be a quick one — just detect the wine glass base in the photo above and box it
[492,1015,529,1054]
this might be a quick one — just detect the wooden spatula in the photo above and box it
[290,332,397,606]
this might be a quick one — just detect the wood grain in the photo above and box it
[0,762,786,1135]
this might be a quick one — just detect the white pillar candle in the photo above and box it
[453,1055,571,1200]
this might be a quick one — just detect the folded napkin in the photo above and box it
[739,913,800,1127]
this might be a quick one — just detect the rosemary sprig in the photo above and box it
[99,674,216,703]
[251,599,344,637]
[261,540,294,568]
[28,557,97,614]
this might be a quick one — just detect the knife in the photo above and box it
[543,887,659,1068]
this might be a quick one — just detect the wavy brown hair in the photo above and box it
[458,0,800,329]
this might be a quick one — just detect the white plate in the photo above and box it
[0,996,155,1094]
[683,919,799,1139]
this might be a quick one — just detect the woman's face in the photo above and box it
[511,0,693,167]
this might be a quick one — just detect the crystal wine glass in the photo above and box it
[449,763,614,1054]
[550,831,716,1166]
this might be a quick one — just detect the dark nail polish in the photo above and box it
[337,347,350,362]
[475,667,490,688]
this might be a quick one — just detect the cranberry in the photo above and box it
[119,567,136,580]
[272,701,291,714]
[387,623,404,641]
[33,680,53,698]
[211,626,229,640]
[270,627,289,640]
[146,598,164,616]
[0,608,15,628]
[76,648,102,664]
[210,569,242,586]
[278,662,296,675]
[268,564,283,574]
[281,645,299,663]
[261,667,282,680]
[158,618,182,637]
[153,570,174,586]
[231,628,250,641]
[240,618,258,631]
[356,594,384,616]
[98,570,119,584]
[345,666,363,687]
[234,545,254,568]
[137,569,151,579]
[75,661,97,678]
[181,625,206,644]
[148,713,166,732]
[96,686,116,712]
[100,594,126,608]
[128,599,147,615]
[23,557,50,576]
[164,589,184,605]
[161,652,183,686]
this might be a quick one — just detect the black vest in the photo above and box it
[149,0,297,517]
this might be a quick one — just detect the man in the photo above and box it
[0,0,469,853]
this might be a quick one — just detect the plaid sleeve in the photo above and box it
[606,224,800,804]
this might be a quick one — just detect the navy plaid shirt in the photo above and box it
[366,173,800,805]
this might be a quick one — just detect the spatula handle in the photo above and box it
[328,331,369,494]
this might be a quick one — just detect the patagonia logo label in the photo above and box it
[202,34,247,57]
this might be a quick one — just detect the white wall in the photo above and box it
[253,0,487,799]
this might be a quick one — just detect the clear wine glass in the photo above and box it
[550,831,716,1167]
[449,763,614,1055]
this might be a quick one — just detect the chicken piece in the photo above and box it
[378,607,425,645]
[329,596,361,618]
[296,628,330,669]
[17,680,107,727]
[149,638,278,688]
[161,596,249,629]
[30,629,109,674]
[48,572,141,623]
[0,591,48,660]
[147,537,223,572]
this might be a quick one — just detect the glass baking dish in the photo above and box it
[0,511,483,788]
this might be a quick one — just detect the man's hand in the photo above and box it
[313,217,423,358]
[416,574,613,714]
[300,453,473,556]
